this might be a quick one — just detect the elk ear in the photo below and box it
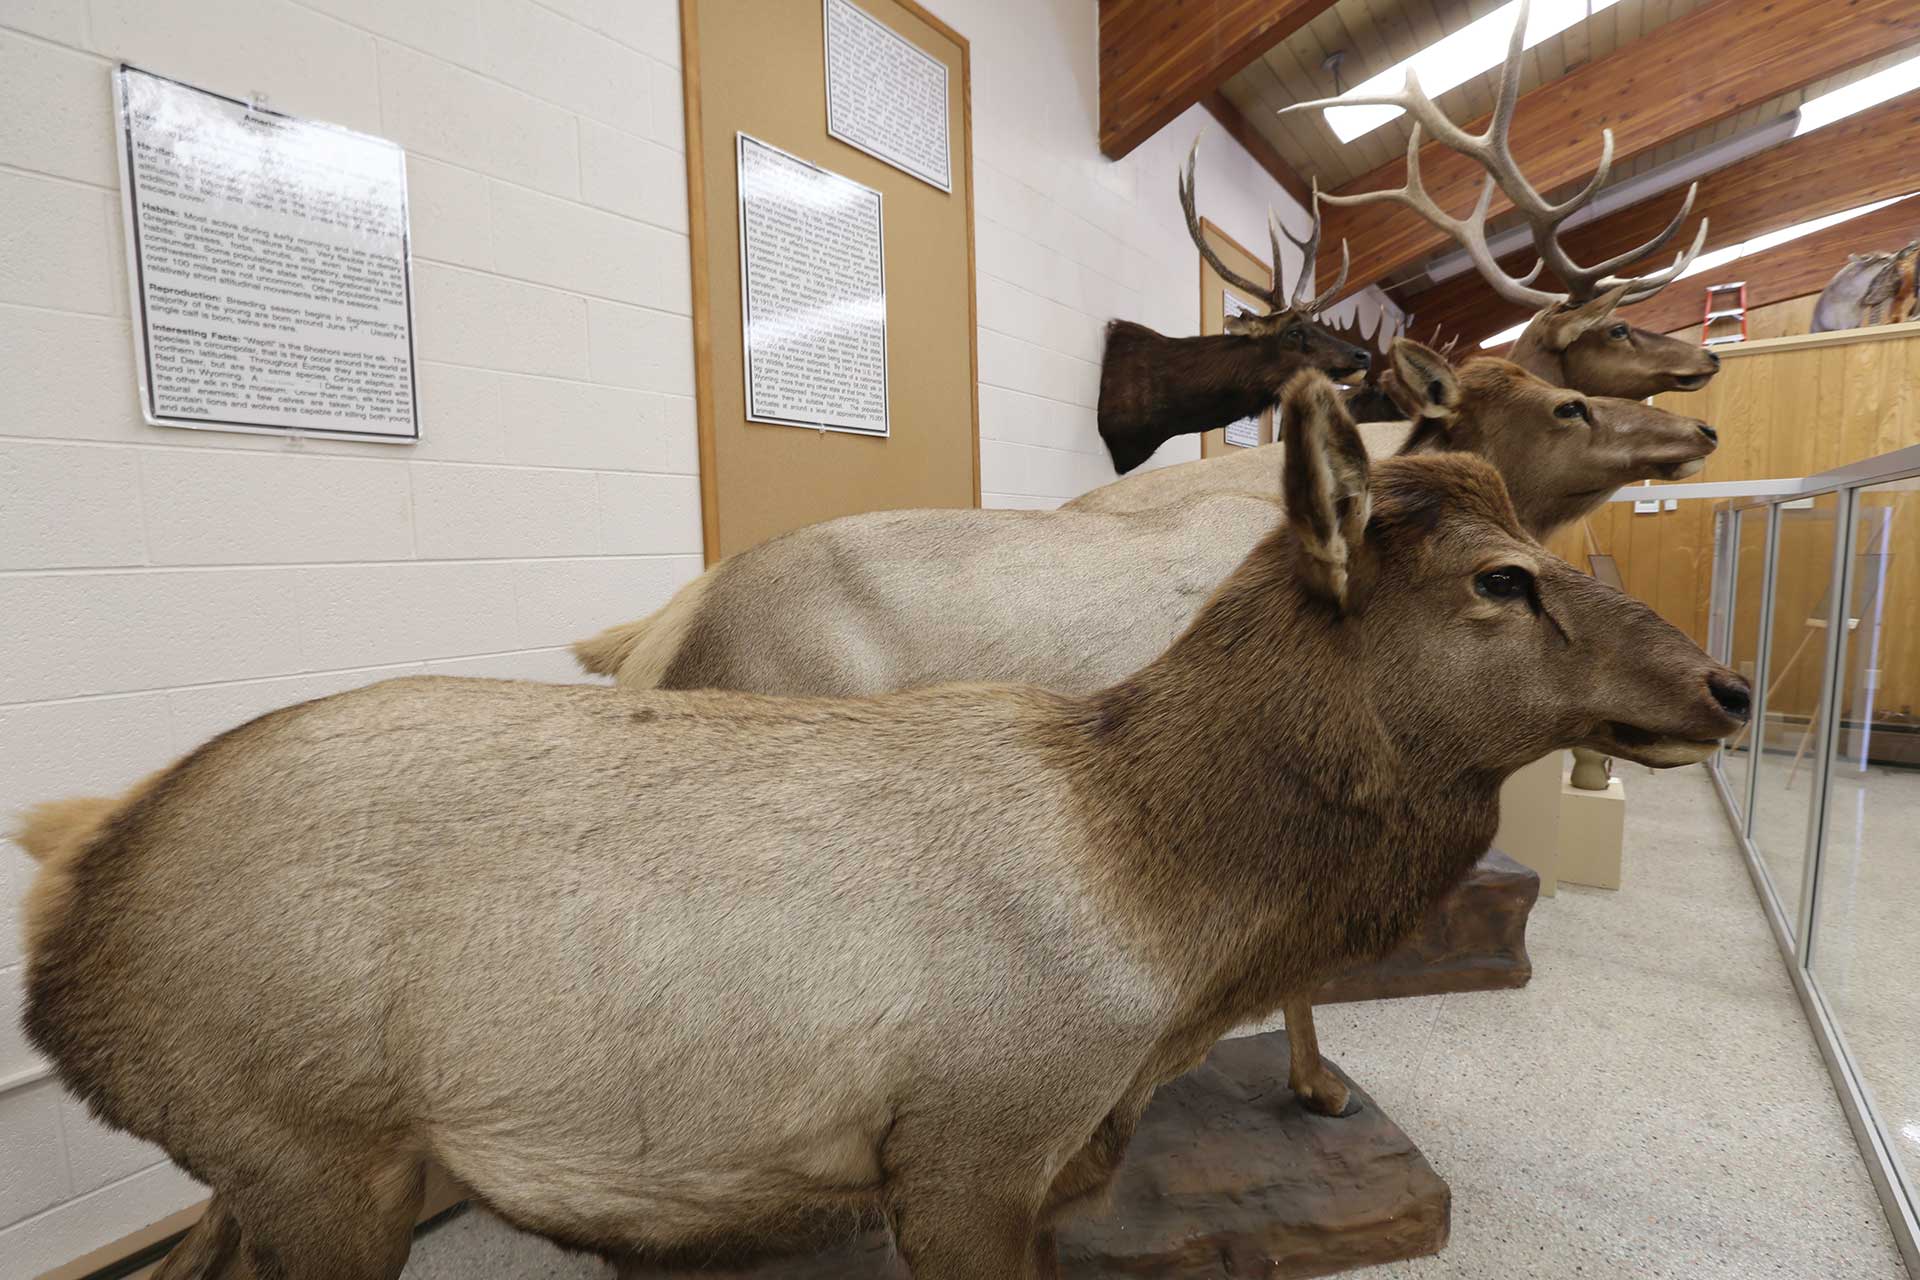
[1280,371,1373,614]
[1537,282,1632,351]
[1223,311,1260,336]
[1386,338,1459,422]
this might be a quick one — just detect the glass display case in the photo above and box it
[1706,449,1920,1262]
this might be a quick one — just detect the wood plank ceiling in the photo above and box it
[1188,0,1920,344]
[1218,0,1714,194]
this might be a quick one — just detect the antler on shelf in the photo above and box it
[1280,0,1708,308]
[1181,134,1351,317]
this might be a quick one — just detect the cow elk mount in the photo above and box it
[1284,0,1722,402]
[1812,237,1920,332]
[20,374,1751,1280]
[573,336,1718,1121]
[1095,138,1374,475]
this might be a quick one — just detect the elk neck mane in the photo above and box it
[1051,457,1507,1014]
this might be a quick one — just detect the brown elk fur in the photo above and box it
[1097,316,1370,473]
[24,373,1748,1279]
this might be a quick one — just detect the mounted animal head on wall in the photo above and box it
[1282,0,1721,400]
[1094,138,1374,474]
[1180,138,1369,375]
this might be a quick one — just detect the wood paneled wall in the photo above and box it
[1543,321,1920,718]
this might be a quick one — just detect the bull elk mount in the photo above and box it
[1096,139,1390,475]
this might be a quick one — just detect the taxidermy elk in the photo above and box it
[1066,353,1717,517]
[1284,0,1721,400]
[1811,239,1919,332]
[573,339,1717,1117]
[21,372,1751,1280]
[1097,137,1372,474]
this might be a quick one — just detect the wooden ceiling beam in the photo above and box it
[1099,0,1342,160]
[1400,91,1920,349]
[1309,0,1920,294]
[1201,89,1313,208]
[1608,197,1920,338]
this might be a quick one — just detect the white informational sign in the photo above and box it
[1222,294,1264,449]
[823,0,952,193]
[113,65,419,442]
[737,134,889,437]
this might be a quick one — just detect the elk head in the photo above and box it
[1096,143,1377,473]
[1179,137,1372,383]
[1388,340,1717,537]
[1282,0,1721,400]
[1277,372,1749,772]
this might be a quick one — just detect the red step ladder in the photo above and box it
[1702,281,1748,345]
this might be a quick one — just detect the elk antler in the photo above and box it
[1280,0,1708,307]
[1425,322,1462,360]
[1181,135,1350,316]
[1272,181,1351,314]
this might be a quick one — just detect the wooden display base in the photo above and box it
[619,1030,1449,1279]
[1314,848,1539,1004]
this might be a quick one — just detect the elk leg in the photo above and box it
[223,1147,425,1280]
[1030,1227,1063,1280]
[890,1188,1043,1280]
[1285,995,1361,1117]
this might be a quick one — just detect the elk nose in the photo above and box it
[1707,350,1722,368]
[1708,671,1751,722]
[1697,422,1718,444]
[1352,349,1372,370]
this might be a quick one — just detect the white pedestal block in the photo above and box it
[1558,776,1626,890]
[1494,752,1562,896]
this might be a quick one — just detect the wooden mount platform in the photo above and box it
[620,1030,1449,1279]
[1315,848,1539,1005]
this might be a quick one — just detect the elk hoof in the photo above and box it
[1296,1079,1362,1118]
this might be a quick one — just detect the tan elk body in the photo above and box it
[575,344,1714,1115]
[21,374,1749,1279]
[578,346,1715,700]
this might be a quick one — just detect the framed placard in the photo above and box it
[823,0,952,192]
[1221,294,1263,449]
[1198,217,1273,457]
[737,134,889,436]
[112,65,419,442]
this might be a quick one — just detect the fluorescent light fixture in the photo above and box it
[1794,52,1920,136]
[1479,320,1529,350]
[1323,0,1620,144]
[1474,190,1918,348]
[1675,193,1916,282]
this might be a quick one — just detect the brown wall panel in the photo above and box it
[683,0,979,561]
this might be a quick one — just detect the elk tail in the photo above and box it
[151,1196,243,1280]
[14,795,121,866]
[571,567,716,688]
[16,774,162,961]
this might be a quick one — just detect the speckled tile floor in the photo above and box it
[400,763,1911,1280]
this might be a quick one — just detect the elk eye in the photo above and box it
[1475,567,1533,601]
[1608,323,1630,340]
[1286,327,1306,350]
[1554,400,1590,422]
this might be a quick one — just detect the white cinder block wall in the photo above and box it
[0,0,1401,1269]
[0,0,699,1270]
